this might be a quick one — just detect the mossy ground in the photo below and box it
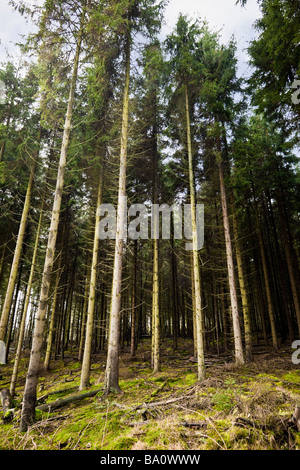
[0,339,299,450]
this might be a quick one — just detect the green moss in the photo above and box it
[143,424,169,449]
[69,361,82,370]
[211,390,234,411]
[281,371,300,383]
[113,437,137,450]
[180,373,197,386]
[257,373,280,382]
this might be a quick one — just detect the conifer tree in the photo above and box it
[20,0,88,431]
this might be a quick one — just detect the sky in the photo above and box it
[0,0,261,78]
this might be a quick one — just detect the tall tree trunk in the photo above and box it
[78,264,90,361]
[0,237,7,283]
[79,165,104,390]
[152,236,160,372]
[5,262,23,362]
[254,205,278,349]
[277,199,300,337]
[10,206,44,396]
[20,6,86,431]
[151,90,160,373]
[130,240,137,357]
[185,85,205,381]
[231,207,252,361]
[216,133,244,366]
[0,98,14,162]
[171,221,179,350]
[104,32,131,394]
[43,251,62,371]
[0,150,39,342]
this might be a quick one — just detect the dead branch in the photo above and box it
[181,421,208,429]
[37,386,78,404]
[36,388,103,413]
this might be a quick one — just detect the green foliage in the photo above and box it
[247,0,300,125]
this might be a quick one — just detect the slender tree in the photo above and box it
[20,1,87,431]
[104,0,165,394]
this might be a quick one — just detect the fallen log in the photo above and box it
[36,387,103,413]
[37,386,78,405]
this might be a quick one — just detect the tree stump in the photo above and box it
[0,388,14,422]
[292,405,300,431]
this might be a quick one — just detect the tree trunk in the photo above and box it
[10,206,44,396]
[104,32,131,394]
[78,264,90,361]
[231,206,252,361]
[151,91,160,373]
[171,221,179,350]
[130,240,137,357]
[185,85,206,381]
[0,152,38,342]
[0,388,13,421]
[277,199,300,337]
[255,206,278,350]
[217,133,244,366]
[43,251,62,371]
[0,98,14,162]
[79,165,104,390]
[6,260,24,363]
[152,236,160,372]
[20,6,86,431]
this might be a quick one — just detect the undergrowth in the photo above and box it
[0,340,299,450]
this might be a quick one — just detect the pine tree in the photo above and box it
[104,0,165,394]
[20,0,88,431]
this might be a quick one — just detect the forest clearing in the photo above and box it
[0,0,299,455]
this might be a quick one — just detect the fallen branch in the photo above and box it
[181,421,207,429]
[30,414,70,429]
[125,391,196,418]
[234,417,263,429]
[36,388,103,413]
[37,386,78,404]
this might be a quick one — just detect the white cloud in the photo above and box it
[0,1,35,62]
[0,0,261,77]
[162,0,261,77]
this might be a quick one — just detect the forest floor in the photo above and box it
[0,339,299,451]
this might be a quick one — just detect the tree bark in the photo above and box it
[0,152,38,342]
[185,85,206,381]
[0,388,13,421]
[255,206,278,350]
[43,250,62,371]
[130,240,137,357]
[151,90,160,373]
[231,206,252,361]
[78,264,90,361]
[20,5,86,431]
[277,199,300,337]
[217,132,244,366]
[104,32,131,394]
[152,236,160,372]
[10,206,44,396]
[80,165,104,390]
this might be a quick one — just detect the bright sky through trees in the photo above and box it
[0,0,260,77]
